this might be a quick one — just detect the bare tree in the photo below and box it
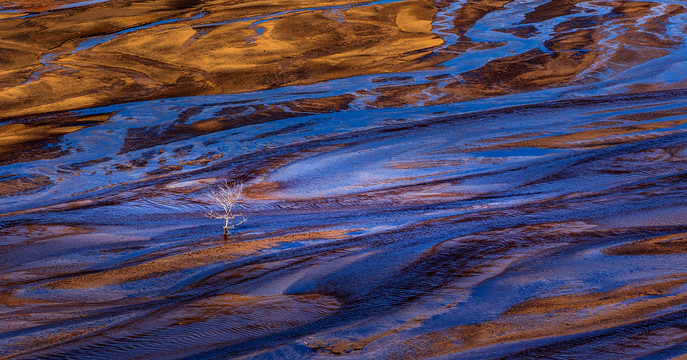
[205,181,246,236]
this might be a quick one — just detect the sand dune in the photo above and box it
[2,0,687,358]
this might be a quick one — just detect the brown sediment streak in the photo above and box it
[0,175,53,197]
[304,315,429,354]
[0,0,99,11]
[0,224,90,243]
[521,0,587,24]
[181,293,340,327]
[488,118,687,149]
[117,94,356,154]
[605,232,687,255]
[0,113,112,165]
[46,230,353,289]
[387,276,687,360]
[434,114,687,152]
[437,0,516,37]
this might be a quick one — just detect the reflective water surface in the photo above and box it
[2,0,687,358]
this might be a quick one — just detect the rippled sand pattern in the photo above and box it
[2,0,687,358]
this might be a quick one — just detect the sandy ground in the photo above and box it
[2,0,687,359]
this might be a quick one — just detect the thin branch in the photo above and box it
[205,181,246,234]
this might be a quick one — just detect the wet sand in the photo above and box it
[2,0,687,359]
